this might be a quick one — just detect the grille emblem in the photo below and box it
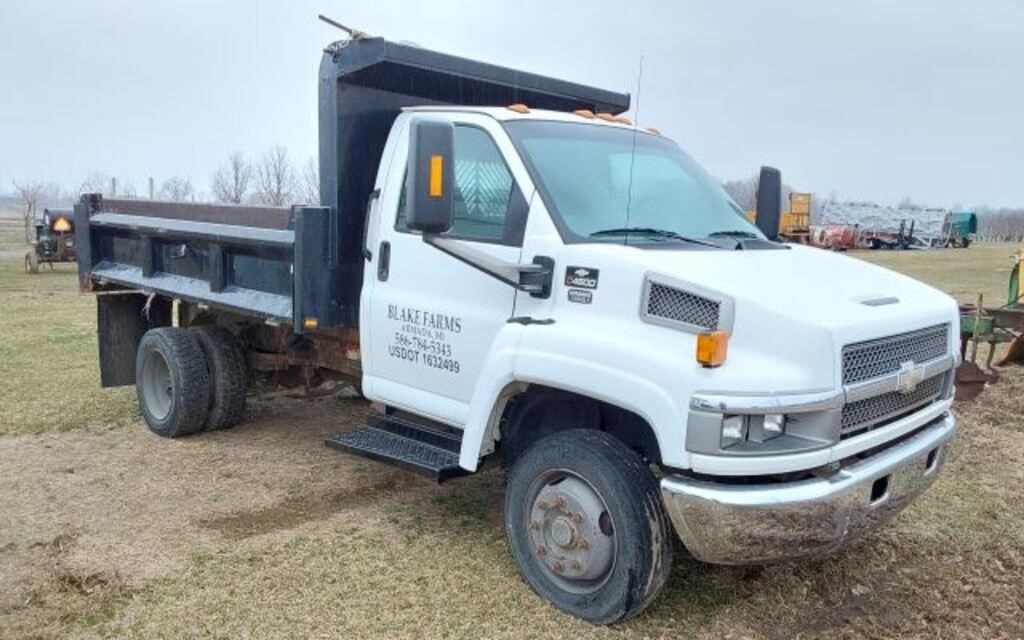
[895,360,926,394]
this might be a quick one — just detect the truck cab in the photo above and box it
[75,37,959,624]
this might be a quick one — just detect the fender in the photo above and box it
[459,342,689,470]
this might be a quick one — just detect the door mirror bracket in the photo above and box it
[423,234,553,299]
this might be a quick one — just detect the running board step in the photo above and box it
[325,414,469,483]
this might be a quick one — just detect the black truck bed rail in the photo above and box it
[75,195,335,334]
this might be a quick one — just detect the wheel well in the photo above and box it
[497,385,662,467]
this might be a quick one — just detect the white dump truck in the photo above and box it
[75,36,960,623]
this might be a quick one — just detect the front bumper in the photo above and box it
[661,412,956,564]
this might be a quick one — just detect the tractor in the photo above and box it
[26,207,76,274]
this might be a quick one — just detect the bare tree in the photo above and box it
[78,171,113,196]
[211,151,253,204]
[254,145,297,206]
[12,180,45,243]
[159,177,195,202]
[722,175,759,212]
[300,156,320,205]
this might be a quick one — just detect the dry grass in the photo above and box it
[0,244,1022,639]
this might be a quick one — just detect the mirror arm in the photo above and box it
[424,235,553,299]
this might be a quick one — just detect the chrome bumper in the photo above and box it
[661,413,956,565]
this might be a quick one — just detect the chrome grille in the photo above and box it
[842,324,949,385]
[840,373,945,436]
[645,283,720,331]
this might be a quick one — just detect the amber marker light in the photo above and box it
[506,103,530,114]
[428,155,444,197]
[696,331,728,368]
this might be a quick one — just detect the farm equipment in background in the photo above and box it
[942,210,977,248]
[866,219,925,250]
[745,192,812,243]
[25,208,76,273]
[956,246,1024,399]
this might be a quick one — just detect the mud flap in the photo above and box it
[97,294,171,387]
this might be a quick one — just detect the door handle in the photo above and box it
[377,241,391,281]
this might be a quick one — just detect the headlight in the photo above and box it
[761,414,786,440]
[720,415,748,449]
[721,414,786,448]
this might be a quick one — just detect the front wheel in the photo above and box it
[504,429,673,624]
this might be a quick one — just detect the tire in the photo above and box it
[25,251,39,274]
[135,327,211,437]
[189,325,247,429]
[504,429,672,624]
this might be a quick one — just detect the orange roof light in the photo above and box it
[646,127,662,135]
[506,103,531,114]
[573,109,596,119]
[613,116,633,125]
[696,331,728,368]
[595,112,615,122]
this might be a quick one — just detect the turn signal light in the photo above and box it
[696,331,728,368]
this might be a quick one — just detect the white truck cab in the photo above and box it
[77,38,959,624]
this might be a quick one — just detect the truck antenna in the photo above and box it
[318,14,369,40]
[623,54,644,244]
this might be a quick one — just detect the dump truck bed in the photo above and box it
[75,196,333,333]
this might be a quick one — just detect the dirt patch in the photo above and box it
[199,474,404,541]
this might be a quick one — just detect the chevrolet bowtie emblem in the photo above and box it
[896,360,926,394]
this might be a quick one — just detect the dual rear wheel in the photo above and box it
[135,326,247,437]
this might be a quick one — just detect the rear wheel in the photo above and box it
[505,429,673,624]
[135,327,211,437]
[25,251,39,274]
[189,325,247,429]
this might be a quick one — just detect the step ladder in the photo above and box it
[325,413,469,483]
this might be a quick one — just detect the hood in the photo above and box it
[573,242,959,342]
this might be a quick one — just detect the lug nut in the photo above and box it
[571,511,583,523]
[553,496,566,509]
[571,561,581,571]
[553,561,565,573]
[536,545,547,556]
[529,520,541,530]
[578,538,590,550]
[536,501,549,510]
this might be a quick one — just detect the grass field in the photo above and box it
[0,225,1021,639]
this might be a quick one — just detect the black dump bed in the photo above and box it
[76,37,629,332]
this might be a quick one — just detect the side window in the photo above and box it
[397,125,514,242]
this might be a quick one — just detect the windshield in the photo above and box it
[504,120,762,243]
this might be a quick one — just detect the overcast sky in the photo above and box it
[1,0,1022,207]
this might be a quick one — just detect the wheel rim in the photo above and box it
[524,469,617,594]
[141,349,174,421]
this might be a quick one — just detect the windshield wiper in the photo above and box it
[590,227,721,248]
[707,230,759,238]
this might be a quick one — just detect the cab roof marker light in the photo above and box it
[613,116,633,125]
[506,103,530,114]
[646,127,661,135]
[595,112,615,122]
[573,109,596,119]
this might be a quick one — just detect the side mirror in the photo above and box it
[406,119,454,235]
[755,166,782,241]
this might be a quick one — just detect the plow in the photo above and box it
[955,246,1024,400]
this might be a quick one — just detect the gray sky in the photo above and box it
[2,0,1022,207]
